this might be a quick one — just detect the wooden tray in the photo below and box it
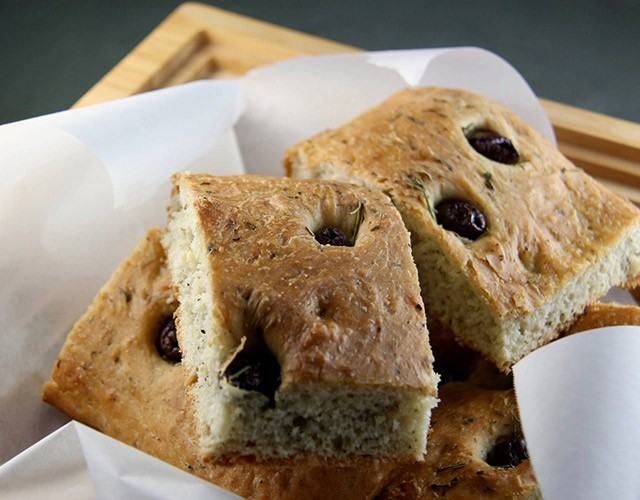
[74,2,640,203]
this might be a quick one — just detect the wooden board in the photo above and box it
[74,2,640,203]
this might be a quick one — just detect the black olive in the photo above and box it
[435,200,487,240]
[486,435,529,468]
[467,129,520,165]
[315,227,349,246]
[156,315,181,364]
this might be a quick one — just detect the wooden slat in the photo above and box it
[74,2,640,204]
[541,99,640,203]
[73,3,353,108]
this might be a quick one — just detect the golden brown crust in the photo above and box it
[176,173,436,390]
[43,228,179,444]
[43,229,540,498]
[565,302,640,335]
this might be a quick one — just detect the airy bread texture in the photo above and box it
[43,229,543,497]
[284,87,640,371]
[163,173,438,460]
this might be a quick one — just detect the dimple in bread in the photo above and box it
[284,87,640,371]
[42,229,542,497]
[162,173,439,460]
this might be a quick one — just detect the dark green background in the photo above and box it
[2,0,639,125]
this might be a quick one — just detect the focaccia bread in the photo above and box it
[43,230,538,497]
[163,173,438,460]
[284,87,640,371]
[42,229,398,499]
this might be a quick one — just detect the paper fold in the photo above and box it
[0,423,95,500]
[236,47,553,178]
[32,80,244,209]
[0,422,236,500]
[75,423,238,500]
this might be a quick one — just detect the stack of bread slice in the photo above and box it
[43,87,640,498]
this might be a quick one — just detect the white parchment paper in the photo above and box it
[514,327,640,500]
[0,422,238,500]
[1,47,634,499]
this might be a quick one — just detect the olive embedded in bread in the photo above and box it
[486,435,529,468]
[435,199,487,240]
[314,226,350,246]
[466,129,520,165]
[156,315,181,364]
[222,342,281,405]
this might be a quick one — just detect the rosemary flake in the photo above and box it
[437,157,454,172]
[351,201,364,243]
[226,364,251,383]
[120,288,132,303]
[405,172,436,220]
[461,123,475,136]
[510,408,522,424]
[436,462,467,474]
[388,129,405,145]
[208,242,216,254]
[431,477,460,491]
[482,171,494,190]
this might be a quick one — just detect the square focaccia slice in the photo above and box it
[42,229,399,499]
[163,173,438,460]
[284,87,640,371]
